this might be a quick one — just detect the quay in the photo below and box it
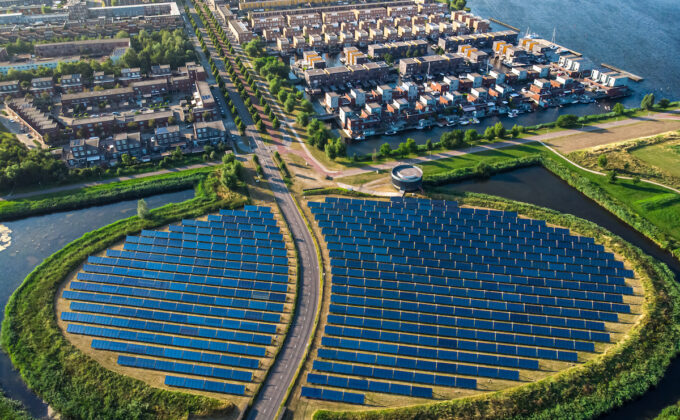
[601,63,644,82]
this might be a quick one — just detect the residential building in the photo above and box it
[33,38,130,58]
[193,120,227,146]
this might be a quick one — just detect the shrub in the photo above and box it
[556,114,579,128]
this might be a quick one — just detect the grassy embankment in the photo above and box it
[0,166,215,222]
[1,168,248,420]
[310,190,680,420]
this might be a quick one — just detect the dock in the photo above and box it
[488,18,519,32]
[601,63,644,82]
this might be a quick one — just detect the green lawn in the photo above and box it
[630,138,680,178]
[419,143,545,176]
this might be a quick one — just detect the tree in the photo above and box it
[256,119,265,132]
[222,152,235,164]
[484,126,495,141]
[120,153,132,166]
[301,99,314,113]
[493,122,506,139]
[426,139,434,151]
[440,129,464,149]
[476,161,491,178]
[613,102,625,115]
[658,98,670,108]
[296,112,310,127]
[464,129,478,143]
[325,142,337,160]
[284,97,295,113]
[598,154,608,168]
[607,170,618,183]
[556,114,578,128]
[640,93,655,110]
[511,124,522,138]
[137,199,149,219]
[379,143,391,157]
[278,90,288,104]
[406,138,418,154]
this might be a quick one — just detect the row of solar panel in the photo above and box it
[75,272,288,303]
[94,254,290,277]
[64,291,282,324]
[327,239,624,275]
[139,229,285,249]
[331,258,625,286]
[70,301,278,335]
[330,291,621,323]
[169,225,283,241]
[317,218,598,250]
[307,372,434,397]
[165,375,246,395]
[328,241,612,272]
[330,263,627,288]
[321,336,537,370]
[118,355,253,382]
[83,262,289,284]
[332,283,629,315]
[91,339,260,369]
[67,324,267,357]
[317,347,522,380]
[62,312,273,345]
[68,281,285,313]
[142,230,286,249]
[90,256,289,276]
[312,359,481,390]
[207,214,278,225]
[126,236,288,258]
[327,315,599,352]
[317,219,593,245]
[332,275,628,307]
[107,250,288,292]
[300,386,364,405]
[329,304,606,337]
[325,325,578,362]
[331,267,633,296]
[114,246,289,267]
[329,308,606,342]
[187,219,279,234]
[324,236,620,269]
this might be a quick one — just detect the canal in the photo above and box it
[444,166,680,420]
[0,189,195,418]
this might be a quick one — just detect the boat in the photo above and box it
[471,118,480,124]
[460,120,470,126]
[446,120,456,127]
[384,129,397,136]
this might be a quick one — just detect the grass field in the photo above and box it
[630,136,680,178]
[418,143,544,176]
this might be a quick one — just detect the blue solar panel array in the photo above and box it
[61,206,292,397]
[302,197,635,405]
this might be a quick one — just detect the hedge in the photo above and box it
[0,395,32,420]
[313,191,680,420]
[1,172,247,420]
[422,155,542,186]
[0,169,212,222]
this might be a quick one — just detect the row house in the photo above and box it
[170,75,193,93]
[452,11,490,33]
[60,74,84,92]
[303,61,390,89]
[438,30,519,52]
[150,125,182,152]
[263,28,281,42]
[178,62,207,82]
[355,7,387,21]
[398,53,465,78]
[150,64,172,80]
[30,77,54,95]
[418,2,447,15]
[387,4,418,17]
[287,13,321,28]
[284,27,302,39]
[458,45,489,66]
[250,15,285,31]
[367,39,428,60]
[191,81,216,121]
[6,98,59,141]
[0,79,20,97]
[277,37,292,53]
[557,55,594,77]
[228,19,254,44]
[107,132,145,160]
[193,120,227,147]
[93,71,115,88]
[132,79,169,98]
[66,137,105,167]
[321,10,355,24]
[61,87,135,109]
[119,67,142,85]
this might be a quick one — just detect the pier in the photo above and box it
[488,18,519,32]
[601,63,644,82]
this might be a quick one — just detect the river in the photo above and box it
[446,166,680,420]
[0,189,195,418]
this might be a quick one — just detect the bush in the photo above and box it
[556,114,579,128]
[598,154,608,168]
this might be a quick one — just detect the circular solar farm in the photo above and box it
[55,205,296,410]
[296,197,642,409]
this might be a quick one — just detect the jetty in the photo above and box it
[488,18,519,32]
[601,63,644,82]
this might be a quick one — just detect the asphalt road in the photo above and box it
[186,5,321,418]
